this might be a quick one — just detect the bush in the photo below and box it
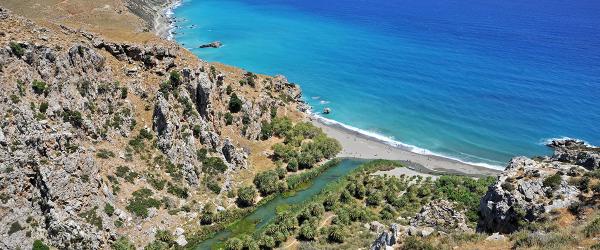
[543,173,562,190]
[202,157,228,174]
[254,170,282,195]
[9,42,24,57]
[228,94,243,113]
[32,80,48,95]
[299,223,317,240]
[327,226,345,243]
[126,188,161,218]
[32,240,50,250]
[62,110,83,128]
[112,236,135,250]
[401,236,436,250]
[206,178,222,194]
[120,87,128,99]
[39,102,49,113]
[260,122,273,140]
[585,217,600,237]
[271,117,293,137]
[225,237,243,250]
[237,186,257,207]
[169,71,182,87]
[97,149,115,159]
[223,113,234,126]
[8,221,22,235]
[287,158,299,172]
[167,183,189,198]
[104,203,115,215]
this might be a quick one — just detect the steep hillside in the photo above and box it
[0,6,330,249]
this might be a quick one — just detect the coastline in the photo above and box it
[154,0,181,40]
[151,2,503,177]
[310,115,503,177]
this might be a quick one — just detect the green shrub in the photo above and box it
[206,178,222,194]
[126,188,161,218]
[62,110,83,127]
[120,87,128,99]
[401,236,436,250]
[9,42,24,57]
[169,71,182,87]
[32,240,50,250]
[104,203,115,215]
[260,122,273,140]
[79,206,102,230]
[96,149,115,159]
[10,94,20,104]
[327,226,345,243]
[39,102,49,113]
[225,237,243,250]
[202,157,228,174]
[299,223,317,240]
[287,158,299,172]
[254,170,281,195]
[585,217,600,237]
[226,85,233,95]
[228,94,243,113]
[225,112,234,125]
[237,186,257,207]
[543,173,562,190]
[32,80,48,95]
[167,183,189,199]
[8,221,22,235]
[112,236,135,250]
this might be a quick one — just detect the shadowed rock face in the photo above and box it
[478,139,600,234]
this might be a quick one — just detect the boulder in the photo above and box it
[410,200,472,232]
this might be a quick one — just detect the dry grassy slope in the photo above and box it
[0,2,309,248]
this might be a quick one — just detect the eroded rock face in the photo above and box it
[0,41,123,249]
[478,156,582,233]
[410,200,472,232]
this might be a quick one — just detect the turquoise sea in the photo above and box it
[172,0,600,168]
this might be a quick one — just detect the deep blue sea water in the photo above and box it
[172,0,600,168]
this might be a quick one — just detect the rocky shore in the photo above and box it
[125,0,180,39]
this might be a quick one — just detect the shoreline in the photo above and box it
[310,116,503,177]
[154,0,181,40]
[153,2,503,177]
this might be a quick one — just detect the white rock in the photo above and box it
[420,227,435,237]
[370,221,385,233]
[174,227,185,236]
[486,232,506,241]
[175,235,188,246]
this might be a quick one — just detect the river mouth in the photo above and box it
[195,158,367,249]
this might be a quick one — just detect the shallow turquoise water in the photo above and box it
[195,159,365,249]
[173,0,600,168]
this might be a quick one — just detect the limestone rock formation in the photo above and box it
[478,157,581,233]
[410,200,472,232]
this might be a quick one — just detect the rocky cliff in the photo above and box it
[0,7,307,249]
[479,139,599,233]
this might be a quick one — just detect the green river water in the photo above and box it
[195,158,366,249]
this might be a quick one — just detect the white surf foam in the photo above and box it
[309,111,505,170]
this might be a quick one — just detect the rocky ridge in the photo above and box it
[0,7,306,249]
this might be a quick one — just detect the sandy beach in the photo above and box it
[310,117,503,177]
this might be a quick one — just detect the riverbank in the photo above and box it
[310,116,503,177]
